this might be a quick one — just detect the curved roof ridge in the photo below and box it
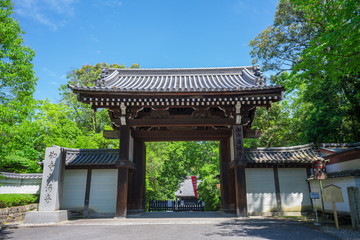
[1,171,42,179]
[321,142,360,148]
[245,143,315,152]
[106,66,257,71]
[64,147,119,153]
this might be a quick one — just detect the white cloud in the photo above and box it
[104,0,123,7]
[14,0,77,31]
[43,68,57,78]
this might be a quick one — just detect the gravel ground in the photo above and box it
[318,225,359,240]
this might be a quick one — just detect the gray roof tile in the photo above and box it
[0,172,42,179]
[244,143,324,165]
[65,148,118,167]
[69,66,283,93]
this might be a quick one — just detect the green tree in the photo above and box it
[145,141,220,211]
[0,0,40,172]
[250,0,360,144]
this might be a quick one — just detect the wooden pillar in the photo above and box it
[273,167,282,212]
[235,167,247,217]
[127,139,146,214]
[116,167,129,217]
[83,169,92,216]
[116,126,130,218]
[220,138,236,213]
[232,124,248,217]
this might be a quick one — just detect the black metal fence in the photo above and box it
[149,199,205,212]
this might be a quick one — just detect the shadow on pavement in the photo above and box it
[203,218,336,240]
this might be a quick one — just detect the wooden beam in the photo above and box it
[243,129,261,138]
[103,130,120,139]
[132,129,231,141]
[126,118,235,127]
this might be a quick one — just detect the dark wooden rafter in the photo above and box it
[132,129,231,142]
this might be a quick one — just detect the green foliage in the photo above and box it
[0,0,36,103]
[0,0,40,173]
[250,0,360,144]
[145,141,220,211]
[291,0,360,81]
[0,194,39,208]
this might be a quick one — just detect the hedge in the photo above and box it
[0,194,39,208]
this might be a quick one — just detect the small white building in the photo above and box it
[308,142,360,215]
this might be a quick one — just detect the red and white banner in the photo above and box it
[191,176,197,198]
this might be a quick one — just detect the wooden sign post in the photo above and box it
[323,184,344,229]
[310,192,321,226]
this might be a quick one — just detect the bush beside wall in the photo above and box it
[0,194,39,208]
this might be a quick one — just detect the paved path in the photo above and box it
[1,215,340,240]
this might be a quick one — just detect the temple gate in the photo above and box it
[67,66,284,217]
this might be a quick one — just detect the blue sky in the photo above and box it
[13,0,277,102]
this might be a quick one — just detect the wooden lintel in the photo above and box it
[126,118,235,127]
[103,130,120,139]
[243,129,261,138]
[132,129,231,141]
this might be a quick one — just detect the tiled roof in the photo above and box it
[244,143,324,165]
[0,172,42,179]
[63,143,324,168]
[65,148,119,167]
[308,169,360,180]
[69,66,283,93]
[326,169,360,178]
[320,142,360,153]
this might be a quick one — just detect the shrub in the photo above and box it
[0,194,39,208]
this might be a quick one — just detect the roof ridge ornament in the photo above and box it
[96,68,109,87]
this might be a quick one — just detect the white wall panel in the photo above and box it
[278,168,311,212]
[326,159,360,173]
[0,179,41,194]
[246,168,277,213]
[89,169,117,213]
[309,177,357,214]
[61,170,87,210]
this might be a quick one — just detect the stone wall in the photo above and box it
[0,204,38,224]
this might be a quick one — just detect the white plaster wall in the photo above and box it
[309,177,357,214]
[246,168,277,213]
[278,168,311,212]
[0,179,41,194]
[89,169,117,213]
[61,170,87,210]
[326,159,360,173]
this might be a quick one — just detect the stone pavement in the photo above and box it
[0,212,351,240]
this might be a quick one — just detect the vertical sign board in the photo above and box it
[232,125,246,167]
[323,184,344,229]
[191,176,197,198]
[39,146,64,211]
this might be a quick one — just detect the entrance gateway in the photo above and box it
[26,66,288,222]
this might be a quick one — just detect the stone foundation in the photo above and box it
[0,204,38,224]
